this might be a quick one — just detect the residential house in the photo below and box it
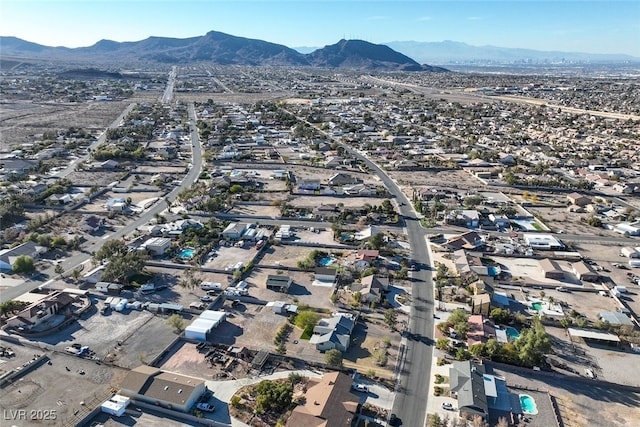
[222,222,247,240]
[120,365,206,413]
[324,156,345,169]
[539,258,565,280]
[471,293,492,316]
[310,314,356,352]
[105,197,128,212]
[466,315,495,347]
[298,180,322,190]
[343,183,376,196]
[315,267,337,284]
[286,371,359,427]
[356,249,378,262]
[0,241,46,272]
[449,361,491,421]
[328,172,360,186]
[5,291,78,331]
[444,231,485,251]
[359,275,389,303]
[142,237,172,256]
[567,192,591,207]
[82,215,105,234]
[313,204,339,221]
[446,210,480,228]
[571,261,599,282]
[1,158,38,176]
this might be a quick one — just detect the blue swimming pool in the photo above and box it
[319,257,335,266]
[519,394,538,414]
[532,302,543,311]
[488,266,501,277]
[178,248,195,259]
[505,326,521,340]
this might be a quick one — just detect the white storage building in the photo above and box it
[185,310,226,341]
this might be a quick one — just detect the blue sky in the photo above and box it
[2,1,639,56]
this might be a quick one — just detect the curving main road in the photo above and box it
[341,148,434,427]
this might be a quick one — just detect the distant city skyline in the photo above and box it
[2,0,639,57]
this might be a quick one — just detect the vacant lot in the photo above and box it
[0,341,128,427]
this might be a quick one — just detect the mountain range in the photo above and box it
[0,31,446,72]
[296,40,639,64]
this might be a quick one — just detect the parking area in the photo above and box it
[29,304,180,369]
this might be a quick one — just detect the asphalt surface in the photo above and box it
[345,149,435,427]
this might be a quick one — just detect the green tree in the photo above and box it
[55,263,64,277]
[0,300,20,318]
[294,310,320,334]
[94,239,128,261]
[436,338,450,350]
[324,348,343,368]
[383,308,397,329]
[368,232,385,250]
[255,380,293,414]
[372,348,388,366]
[489,308,511,324]
[13,255,34,274]
[102,251,148,284]
[166,314,186,332]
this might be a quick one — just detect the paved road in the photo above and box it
[1,102,203,303]
[342,148,434,426]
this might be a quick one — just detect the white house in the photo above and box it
[142,237,172,256]
[222,222,247,240]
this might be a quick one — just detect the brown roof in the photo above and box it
[120,365,160,395]
[120,366,204,407]
[287,372,358,427]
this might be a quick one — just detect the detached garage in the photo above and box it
[185,310,226,342]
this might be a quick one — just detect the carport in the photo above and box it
[567,327,621,347]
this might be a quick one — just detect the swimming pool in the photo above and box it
[319,257,335,266]
[505,326,520,340]
[519,394,538,415]
[531,302,543,311]
[178,248,195,259]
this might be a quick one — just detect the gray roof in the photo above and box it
[449,361,489,418]
[598,311,633,326]
[568,327,621,342]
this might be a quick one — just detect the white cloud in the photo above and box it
[417,16,433,22]
[467,16,483,21]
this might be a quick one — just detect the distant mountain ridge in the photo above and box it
[385,40,640,64]
[0,31,446,71]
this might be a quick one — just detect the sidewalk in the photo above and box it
[424,240,464,425]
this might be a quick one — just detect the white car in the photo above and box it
[352,384,369,393]
[442,402,455,411]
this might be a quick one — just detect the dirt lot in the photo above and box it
[244,267,335,309]
[28,303,180,369]
[389,168,481,195]
[0,341,128,427]
[0,98,151,145]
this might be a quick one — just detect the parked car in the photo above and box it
[351,383,369,393]
[200,295,212,302]
[196,402,215,412]
[441,402,455,411]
